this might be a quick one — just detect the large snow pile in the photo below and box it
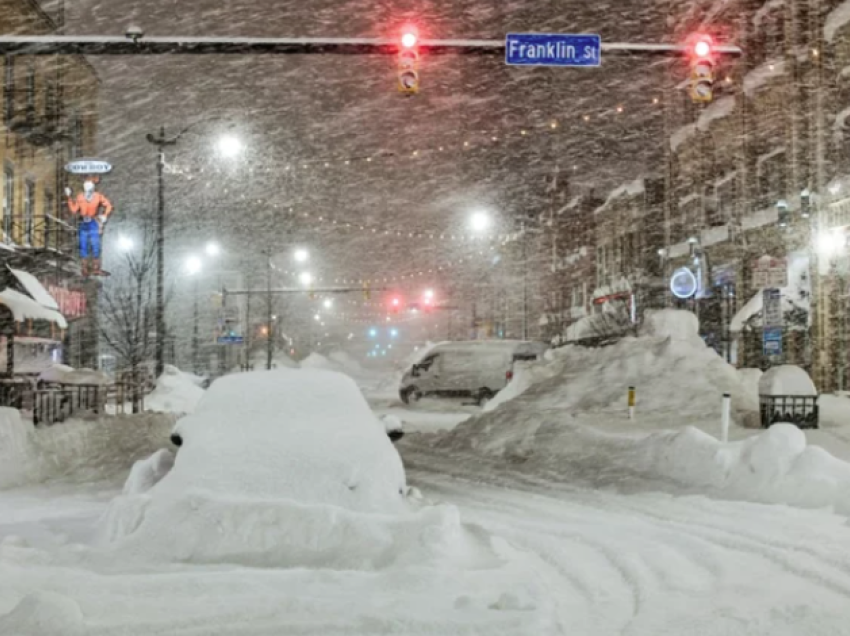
[144,365,204,414]
[433,309,850,512]
[469,309,755,425]
[0,409,175,489]
[100,369,478,569]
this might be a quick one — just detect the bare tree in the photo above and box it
[98,224,158,412]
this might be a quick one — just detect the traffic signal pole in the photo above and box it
[0,35,743,58]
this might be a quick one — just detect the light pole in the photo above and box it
[186,255,203,373]
[145,124,241,377]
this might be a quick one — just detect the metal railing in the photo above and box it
[0,381,145,425]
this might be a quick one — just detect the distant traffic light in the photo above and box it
[422,288,435,311]
[390,296,403,313]
[689,35,715,103]
[398,28,420,95]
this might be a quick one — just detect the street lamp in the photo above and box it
[185,255,203,373]
[205,241,221,257]
[293,248,310,263]
[323,298,333,309]
[469,210,492,233]
[117,235,134,252]
[299,271,313,286]
[217,135,243,159]
[145,121,240,376]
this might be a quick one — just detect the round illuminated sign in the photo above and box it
[64,159,113,175]
[670,267,698,299]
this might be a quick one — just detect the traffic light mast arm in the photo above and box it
[0,35,743,57]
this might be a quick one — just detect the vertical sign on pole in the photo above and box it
[762,288,784,362]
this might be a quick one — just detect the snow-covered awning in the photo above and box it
[0,289,67,329]
[730,255,811,333]
[9,268,60,310]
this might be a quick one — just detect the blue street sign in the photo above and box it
[763,327,783,357]
[506,33,601,67]
[217,335,244,345]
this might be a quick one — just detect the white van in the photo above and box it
[399,340,548,405]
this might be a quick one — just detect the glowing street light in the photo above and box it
[469,210,492,233]
[205,241,221,257]
[299,271,313,286]
[323,298,333,309]
[185,255,202,275]
[117,235,134,252]
[217,135,243,159]
[293,248,310,263]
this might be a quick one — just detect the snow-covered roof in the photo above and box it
[670,96,736,151]
[594,178,645,213]
[10,268,59,311]
[0,289,67,328]
[826,0,850,43]
[743,59,785,95]
[754,0,784,28]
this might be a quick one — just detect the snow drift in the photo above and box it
[144,365,204,414]
[0,409,176,490]
[100,369,485,569]
[436,309,850,513]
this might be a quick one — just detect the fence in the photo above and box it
[0,381,145,425]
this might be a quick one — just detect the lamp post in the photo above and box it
[145,124,241,376]
[186,255,203,373]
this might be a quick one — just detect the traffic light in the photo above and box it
[398,28,420,95]
[390,296,403,313]
[689,35,715,103]
[776,199,790,227]
[801,188,812,219]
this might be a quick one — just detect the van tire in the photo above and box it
[401,386,422,405]
[477,388,494,407]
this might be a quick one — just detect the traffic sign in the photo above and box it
[763,289,784,328]
[751,255,788,288]
[763,327,783,358]
[217,335,244,345]
[506,33,601,67]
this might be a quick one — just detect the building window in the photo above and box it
[44,190,54,249]
[711,175,736,226]
[25,66,35,122]
[23,180,34,245]
[3,58,13,123]
[44,82,57,125]
[70,113,83,158]
[758,149,787,208]
[3,165,13,242]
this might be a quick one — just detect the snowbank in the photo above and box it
[432,310,850,513]
[100,369,478,569]
[145,365,204,414]
[0,409,176,490]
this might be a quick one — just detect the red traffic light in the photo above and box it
[401,32,418,48]
[692,36,712,59]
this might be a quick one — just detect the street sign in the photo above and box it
[217,335,244,345]
[505,33,601,67]
[64,158,113,174]
[751,255,787,289]
[763,288,784,328]
[763,327,783,358]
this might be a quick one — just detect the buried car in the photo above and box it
[98,368,438,568]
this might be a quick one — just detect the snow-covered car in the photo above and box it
[399,340,548,405]
[99,368,420,567]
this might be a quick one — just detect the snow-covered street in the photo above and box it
[4,428,850,635]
